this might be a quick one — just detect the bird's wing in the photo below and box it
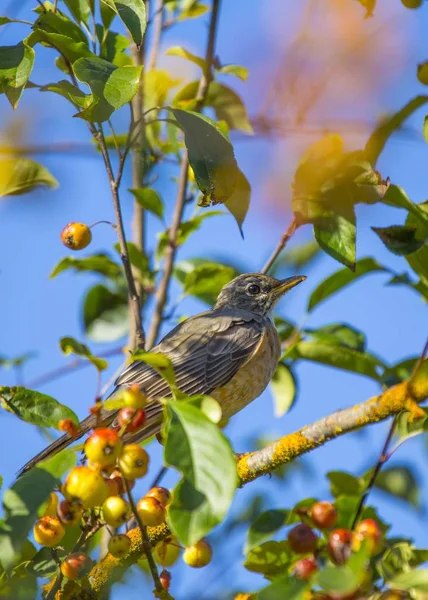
[114,309,266,398]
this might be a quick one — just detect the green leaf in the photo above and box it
[372,225,426,256]
[33,29,92,64]
[0,467,62,569]
[39,80,91,109]
[258,579,309,600]
[0,158,58,197]
[130,187,164,220]
[375,465,420,508]
[128,351,177,390]
[377,542,428,581]
[64,0,92,25]
[290,340,383,380]
[59,336,108,371]
[174,259,238,305]
[307,257,387,311]
[73,56,142,122]
[97,28,131,66]
[0,387,79,429]
[34,10,89,45]
[271,363,296,418]
[26,546,65,578]
[0,42,35,109]
[164,400,237,545]
[244,509,289,554]
[217,64,248,81]
[0,353,36,370]
[100,0,116,28]
[112,0,146,46]
[328,471,364,497]
[156,211,223,261]
[224,168,251,232]
[314,209,356,270]
[171,108,239,206]
[333,495,389,532]
[166,46,205,69]
[306,323,366,352]
[113,241,149,275]
[388,569,428,592]
[424,116,428,144]
[365,96,428,165]
[174,81,253,133]
[50,254,122,279]
[83,284,128,342]
[244,540,292,576]
[273,240,321,273]
[405,201,428,285]
[383,185,428,228]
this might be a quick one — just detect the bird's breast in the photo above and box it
[210,323,280,419]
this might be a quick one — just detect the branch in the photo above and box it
[261,218,298,274]
[146,0,221,348]
[65,366,428,599]
[148,0,164,70]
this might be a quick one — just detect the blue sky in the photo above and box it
[1,1,428,597]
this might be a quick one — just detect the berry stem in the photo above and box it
[88,220,117,230]
[123,477,164,595]
[261,217,299,275]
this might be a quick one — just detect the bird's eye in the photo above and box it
[248,284,261,295]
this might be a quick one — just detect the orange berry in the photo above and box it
[118,444,149,480]
[136,496,166,527]
[58,419,79,437]
[328,529,353,565]
[57,499,83,526]
[183,539,212,568]
[108,534,131,558]
[146,487,171,507]
[118,407,146,433]
[353,518,383,555]
[153,536,181,567]
[34,516,65,547]
[60,552,93,580]
[288,523,318,554]
[102,496,131,528]
[121,385,148,409]
[311,502,338,529]
[61,222,92,251]
[64,466,108,508]
[160,569,171,591]
[84,428,122,467]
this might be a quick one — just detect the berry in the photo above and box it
[118,444,149,480]
[293,556,318,580]
[146,486,171,507]
[61,222,92,251]
[183,539,213,568]
[118,407,146,433]
[401,0,423,8]
[353,518,383,555]
[311,501,338,529]
[58,419,79,437]
[136,496,166,527]
[160,569,171,592]
[102,496,131,528]
[57,499,83,526]
[43,492,59,517]
[328,529,353,565]
[64,466,108,508]
[84,428,122,467]
[33,516,65,547]
[153,536,181,567]
[288,523,318,554]
[60,552,93,581]
[108,534,131,558]
[121,385,148,409]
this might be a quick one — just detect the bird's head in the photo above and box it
[214,273,307,315]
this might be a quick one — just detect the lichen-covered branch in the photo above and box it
[61,365,427,599]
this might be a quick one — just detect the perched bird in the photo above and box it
[20,273,306,474]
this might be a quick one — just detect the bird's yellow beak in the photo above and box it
[272,275,307,297]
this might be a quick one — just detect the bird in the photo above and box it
[19,273,306,475]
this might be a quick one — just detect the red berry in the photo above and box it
[328,529,353,565]
[58,419,79,437]
[61,222,92,251]
[118,407,146,433]
[288,523,318,554]
[311,501,338,529]
[57,500,83,526]
[61,552,93,580]
[293,556,318,580]
[160,569,171,591]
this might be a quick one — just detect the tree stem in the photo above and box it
[262,218,298,274]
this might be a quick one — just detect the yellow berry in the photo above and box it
[136,496,166,527]
[43,492,59,517]
[108,534,131,558]
[61,222,92,251]
[153,536,181,567]
[34,516,65,547]
[64,466,108,509]
[57,499,84,527]
[183,539,212,568]
[84,428,122,467]
[146,487,171,507]
[102,496,131,528]
[118,444,149,480]
[121,385,148,409]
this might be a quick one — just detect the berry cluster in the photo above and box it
[32,386,213,589]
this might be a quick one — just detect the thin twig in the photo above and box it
[146,0,222,348]
[123,477,163,594]
[261,218,298,274]
[411,336,428,379]
[148,0,164,70]
[150,465,168,488]
[351,418,397,530]
[95,125,146,349]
